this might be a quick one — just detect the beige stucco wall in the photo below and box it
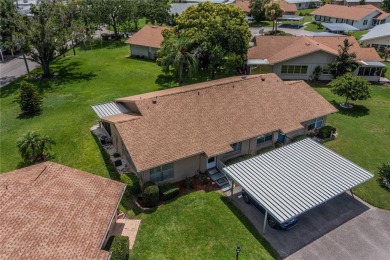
[130,44,159,59]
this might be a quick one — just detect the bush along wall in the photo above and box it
[159,183,180,200]
[143,182,159,207]
[120,172,141,196]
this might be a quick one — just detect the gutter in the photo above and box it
[99,184,127,250]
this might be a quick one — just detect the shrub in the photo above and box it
[143,183,159,207]
[318,125,337,139]
[159,183,180,200]
[104,236,129,260]
[378,163,390,191]
[142,181,156,191]
[184,177,195,189]
[113,152,120,158]
[16,81,42,115]
[197,174,209,185]
[120,172,141,195]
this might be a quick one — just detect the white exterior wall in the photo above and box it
[272,51,336,80]
[362,36,390,48]
[353,11,382,30]
[294,1,321,9]
[130,44,159,59]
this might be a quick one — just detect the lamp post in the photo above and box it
[236,245,241,260]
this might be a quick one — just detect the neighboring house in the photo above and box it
[361,23,390,51]
[125,25,170,59]
[285,0,321,9]
[0,162,126,259]
[235,0,297,15]
[170,3,198,15]
[92,74,337,186]
[333,0,383,9]
[311,4,390,29]
[247,36,385,81]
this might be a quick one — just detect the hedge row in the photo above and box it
[159,183,180,200]
[104,236,129,260]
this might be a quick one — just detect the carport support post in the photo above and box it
[350,189,355,198]
[230,179,235,201]
[263,210,268,234]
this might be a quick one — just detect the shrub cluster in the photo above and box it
[17,81,43,115]
[143,181,159,207]
[318,126,337,139]
[159,182,180,200]
[104,236,129,260]
[119,172,141,195]
[378,163,390,191]
[184,177,195,189]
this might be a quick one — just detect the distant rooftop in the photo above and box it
[361,23,390,41]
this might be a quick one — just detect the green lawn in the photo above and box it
[304,22,325,32]
[347,30,369,41]
[0,41,179,176]
[311,82,390,210]
[130,190,278,260]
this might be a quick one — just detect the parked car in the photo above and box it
[241,190,298,230]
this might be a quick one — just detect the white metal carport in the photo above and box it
[222,138,373,233]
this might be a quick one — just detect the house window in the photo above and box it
[358,67,382,77]
[322,65,331,75]
[150,163,174,183]
[281,65,308,74]
[363,20,368,25]
[308,117,324,131]
[257,133,273,144]
[231,142,241,152]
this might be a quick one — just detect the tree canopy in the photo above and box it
[382,0,390,12]
[327,73,372,107]
[329,39,359,77]
[17,131,56,163]
[163,2,251,80]
[249,0,270,22]
[264,2,284,34]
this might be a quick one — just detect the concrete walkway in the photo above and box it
[112,219,141,250]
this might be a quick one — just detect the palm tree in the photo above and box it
[264,2,284,34]
[157,35,198,85]
[17,131,55,162]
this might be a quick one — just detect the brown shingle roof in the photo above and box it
[125,25,170,49]
[279,1,297,13]
[248,36,381,63]
[110,74,337,172]
[235,0,250,13]
[311,4,386,21]
[0,162,125,260]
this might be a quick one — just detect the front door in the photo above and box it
[278,133,285,143]
[206,157,217,169]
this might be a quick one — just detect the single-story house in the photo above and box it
[92,73,337,185]
[125,25,170,59]
[235,0,297,16]
[311,4,390,29]
[361,23,390,52]
[333,0,383,9]
[170,3,198,15]
[285,0,321,10]
[0,162,125,259]
[247,35,385,81]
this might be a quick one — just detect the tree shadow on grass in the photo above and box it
[79,39,126,51]
[330,100,370,117]
[220,196,281,259]
[16,111,42,120]
[155,74,177,90]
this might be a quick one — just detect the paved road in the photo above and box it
[0,55,39,88]
[227,187,390,259]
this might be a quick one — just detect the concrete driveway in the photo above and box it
[228,188,390,259]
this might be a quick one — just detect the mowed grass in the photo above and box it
[312,82,390,210]
[0,41,178,176]
[131,190,278,260]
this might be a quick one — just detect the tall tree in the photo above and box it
[0,0,18,55]
[249,0,271,22]
[328,73,371,108]
[173,2,251,79]
[157,35,198,85]
[382,0,390,12]
[15,0,75,77]
[329,39,359,77]
[141,0,169,25]
[17,131,55,162]
[264,2,284,34]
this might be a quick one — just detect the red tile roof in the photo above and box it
[311,4,387,21]
[110,74,337,172]
[235,0,297,14]
[0,162,125,260]
[235,0,250,13]
[248,36,381,63]
[125,25,170,49]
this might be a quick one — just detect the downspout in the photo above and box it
[99,184,127,250]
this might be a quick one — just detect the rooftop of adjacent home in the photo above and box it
[248,36,382,64]
[0,162,125,260]
[311,4,390,21]
[93,74,337,173]
[125,25,170,49]
[361,23,390,41]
